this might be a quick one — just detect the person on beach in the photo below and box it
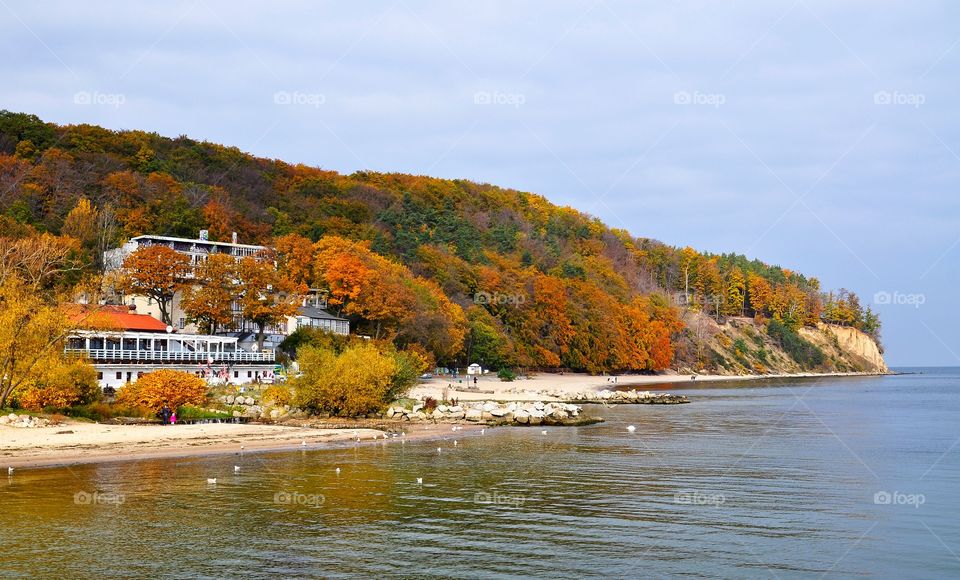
[160,404,172,425]
[170,410,177,426]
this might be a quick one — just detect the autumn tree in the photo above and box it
[237,253,303,349]
[121,245,190,324]
[293,342,424,417]
[0,274,86,409]
[746,273,772,318]
[0,233,82,291]
[679,246,699,304]
[274,233,316,287]
[723,267,746,317]
[62,198,99,250]
[18,360,100,411]
[116,369,208,412]
[180,253,237,334]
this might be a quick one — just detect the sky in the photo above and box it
[1,0,957,366]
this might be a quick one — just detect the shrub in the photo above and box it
[64,402,154,422]
[293,344,398,417]
[497,367,516,381]
[423,396,438,413]
[177,405,230,420]
[18,361,101,411]
[389,348,429,401]
[115,369,209,412]
[262,385,293,407]
[732,338,748,355]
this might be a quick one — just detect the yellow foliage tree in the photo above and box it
[62,198,100,250]
[293,343,398,417]
[0,274,79,408]
[18,360,100,411]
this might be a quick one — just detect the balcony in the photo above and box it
[66,348,275,364]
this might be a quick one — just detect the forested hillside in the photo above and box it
[0,111,883,374]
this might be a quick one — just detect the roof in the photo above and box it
[297,305,348,321]
[66,305,170,333]
[131,234,266,251]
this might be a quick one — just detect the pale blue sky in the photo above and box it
[1,0,957,366]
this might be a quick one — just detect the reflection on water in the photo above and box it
[2,369,959,578]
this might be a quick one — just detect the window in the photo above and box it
[97,372,103,380]
[126,372,132,382]
[234,371,239,378]
[116,372,122,380]
[178,318,186,329]
[247,371,252,378]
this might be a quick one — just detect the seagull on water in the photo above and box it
[335,467,341,475]
[301,440,307,447]
[453,440,458,446]
[541,430,548,435]
[234,466,241,472]
[207,478,217,484]
[627,425,636,432]
[7,467,13,475]
[481,429,485,435]
[416,477,423,484]
[437,447,442,454]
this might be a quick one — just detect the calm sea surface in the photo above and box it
[2,368,959,579]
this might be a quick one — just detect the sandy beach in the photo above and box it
[0,420,477,470]
[409,370,889,401]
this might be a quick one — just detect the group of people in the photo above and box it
[159,404,177,425]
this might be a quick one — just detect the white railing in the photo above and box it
[66,348,274,363]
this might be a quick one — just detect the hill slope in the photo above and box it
[0,111,885,374]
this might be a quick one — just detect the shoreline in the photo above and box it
[1,421,481,471]
[411,370,892,401]
[4,371,888,471]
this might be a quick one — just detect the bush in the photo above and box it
[18,361,101,411]
[294,344,398,417]
[497,367,517,382]
[389,348,429,400]
[767,319,824,368]
[64,402,154,422]
[115,369,209,412]
[262,385,293,407]
[177,405,230,420]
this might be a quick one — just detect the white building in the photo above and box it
[103,232,350,339]
[66,306,276,389]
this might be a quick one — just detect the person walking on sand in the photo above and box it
[160,404,172,425]
[170,409,177,426]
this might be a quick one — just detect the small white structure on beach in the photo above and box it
[466,363,483,375]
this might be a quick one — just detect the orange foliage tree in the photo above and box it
[115,369,208,412]
[237,253,303,349]
[180,253,237,334]
[121,245,190,324]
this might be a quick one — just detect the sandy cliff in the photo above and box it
[801,323,888,374]
[689,313,888,375]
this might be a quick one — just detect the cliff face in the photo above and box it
[801,323,888,374]
[690,313,888,375]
